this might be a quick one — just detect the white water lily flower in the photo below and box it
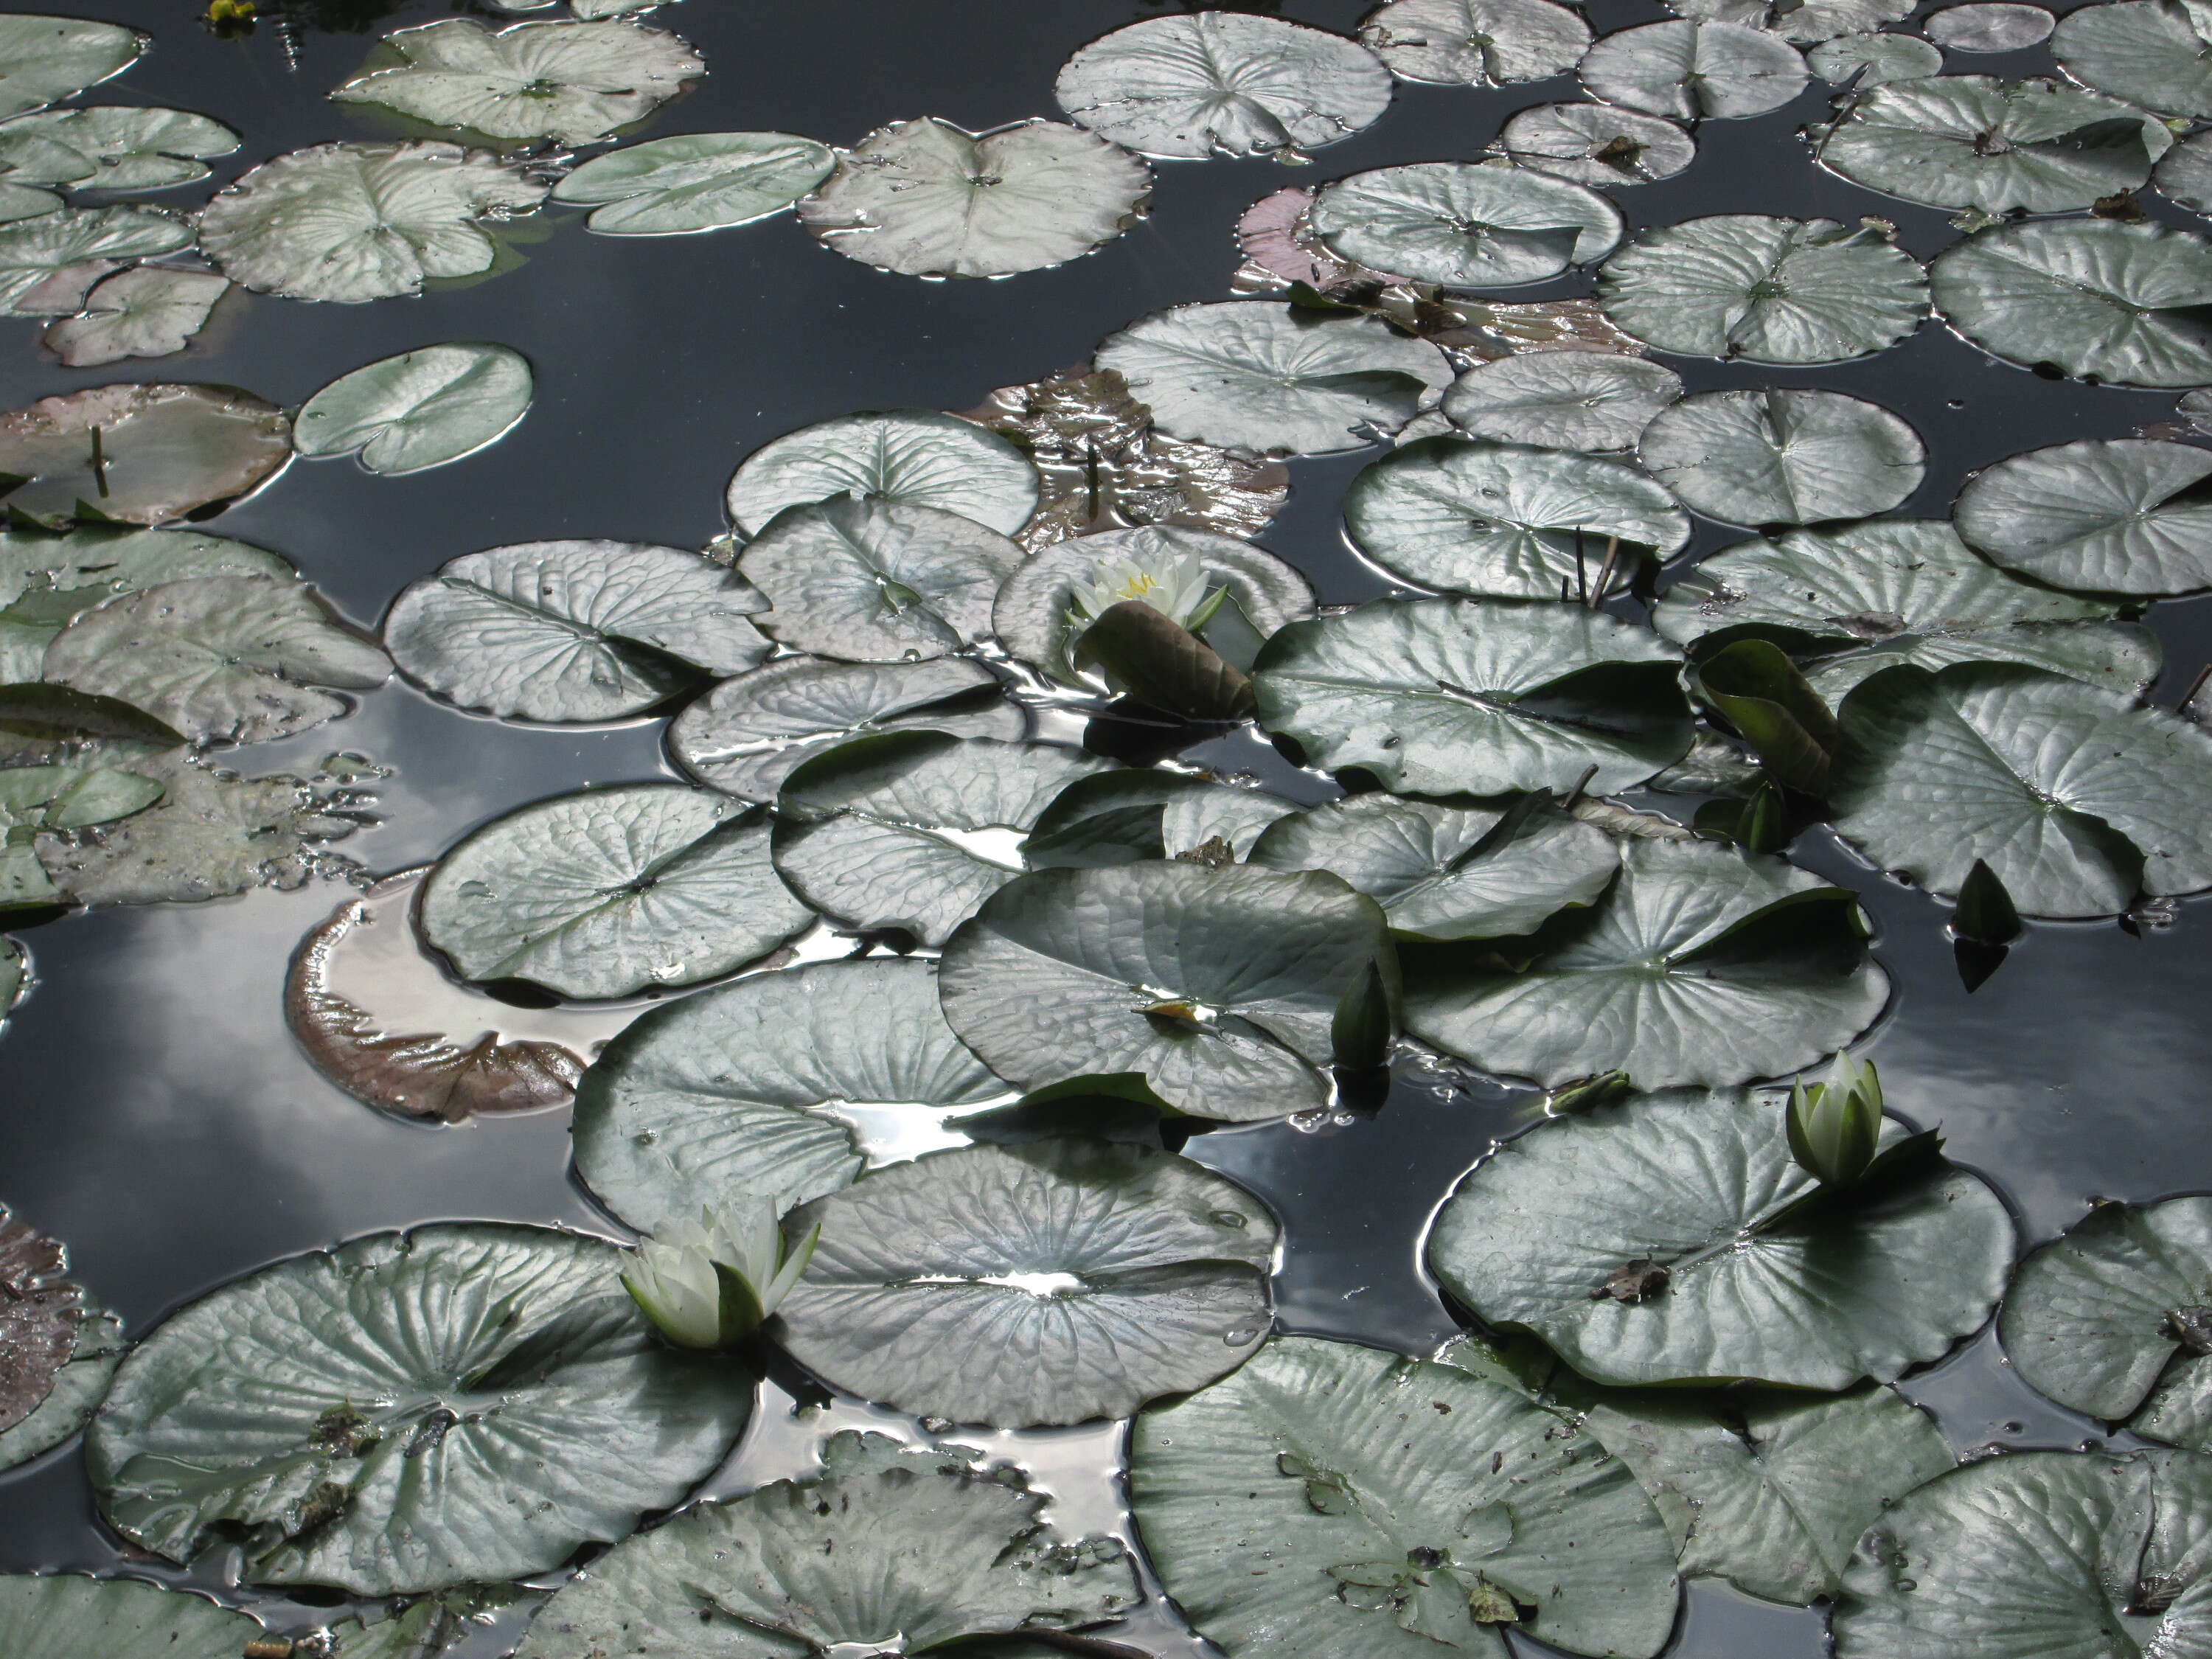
[1065,547,1225,636]
[618,1204,820,1350]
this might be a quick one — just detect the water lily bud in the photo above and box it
[1787,1052,1882,1189]
[618,1206,820,1351]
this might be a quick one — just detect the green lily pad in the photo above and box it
[1022,769,1299,868]
[198,141,549,305]
[668,655,1022,802]
[1832,662,2212,917]
[1601,215,1928,364]
[1579,21,1809,119]
[0,1576,261,1659]
[572,956,1008,1235]
[1665,0,1913,41]
[1930,219,2212,387]
[737,496,1025,662]
[1638,389,1924,527]
[0,381,291,527]
[331,18,703,145]
[0,933,22,1022]
[1440,352,1682,453]
[1427,1088,2013,1386]
[0,15,145,119]
[384,540,770,722]
[1817,75,2170,213]
[1952,437,2212,596]
[0,1298,124,1471]
[2156,128,2212,215]
[514,1430,1139,1658]
[1253,598,1694,796]
[417,782,810,998]
[1130,1334,1683,1659]
[724,408,1038,538]
[778,1138,1276,1425]
[1927,1,2053,49]
[0,204,189,314]
[1308,161,1622,289]
[1654,520,2158,701]
[0,761,161,904]
[295,343,532,475]
[0,105,237,194]
[1806,30,1943,84]
[1054,13,1392,161]
[1345,439,1689,600]
[1248,793,1618,940]
[43,266,228,369]
[2053,0,2212,120]
[1359,0,1593,86]
[938,861,1392,1121]
[551,130,833,234]
[1495,102,1697,185]
[87,1222,751,1594]
[1405,838,1891,1088]
[1093,302,1453,458]
[800,116,1150,279]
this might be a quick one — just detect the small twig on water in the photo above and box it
[2180,661,2212,720]
[1586,536,1620,608]
[1573,526,1588,605]
[1565,762,1599,809]
[89,425,109,498]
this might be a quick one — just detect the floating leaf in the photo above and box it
[1926,1,2054,47]
[1806,30,1943,83]
[1690,637,1840,792]
[0,762,162,902]
[1130,1335,1682,1659]
[331,18,703,145]
[738,496,1024,663]
[573,957,1006,1235]
[0,15,145,119]
[386,540,768,721]
[1817,76,2169,213]
[0,1205,78,1430]
[777,1138,1276,1425]
[0,105,237,192]
[1930,218,2212,387]
[2156,128,2212,215]
[1095,302,1452,458]
[669,655,1020,803]
[45,574,387,746]
[1638,388,1924,526]
[0,933,21,1024]
[939,861,1392,1121]
[1253,598,1694,796]
[42,266,227,368]
[2053,0,2212,120]
[1952,437,2212,596]
[1665,0,1913,41]
[0,1576,262,1659]
[1405,838,1890,1087]
[1832,662,2212,917]
[1308,161,1622,289]
[0,204,189,314]
[1601,215,1928,363]
[419,784,809,998]
[1429,1088,2011,1386]
[1023,769,1298,868]
[1054,13,1393,161]
[88,1222,751,1593]
[198,141,548,305]
[515,1430,1138,1658]
[1441,353,1682,453]
[1495,102,1697,186]
[0,382,290,527]
[724,408,1037,538]
[296,343,532,476]
[552,130,833,234]
[1579,21,1809,119]
[0,1298,124,1472]
[1653,520,2157,701]
[800,116,1150,279]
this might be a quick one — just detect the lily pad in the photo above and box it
[0,204,189,314]
[1094,302,1453,458]
[1129,1334,1682,1659]
[0,1576,261,1659]
[1818,76,2169,213]
[800,117,1150,279]
[1654,519,2158,700]
[1930,218,2212,387]
[1952,437,2212,596]
[1427,1087,2012,1385]
[1665,0,1913,41]
[2053,0,2212,120]
[2156,128,2212,215]
[0,1298,124,1472]
[1,762,163,905]
[1248,794,1618,940]
[1358,0,1593,85]
[1831,662,2212,917]
[552,130,833,234]
[0,1204,78,1431]
[1927,1,2054,48]
[724,409,1038,538]
[44,575,388,746]
[1495,102,1696,185]
[43,266,227,369]
[1441,353,1682,453]
[1579,21,1809,119]
[385,540,768,722]
[1253,598,1694,796]
[331,18,703,145]
[573,957,1007,1234]
[514,1430,1139,1658]
[296,344,532,475]
[1806,31,1943,84]
[0,105,237,192]
[1601,215,1927,364]
[1309,161,1621,290]
[0,16,145,119]
[737,496,1025,662]
[198,141,549,305]
[777,1138,1276,1425]
[938,861,1392,1121]
[0,933,21,1021]
[1053,13,1393,161]
[87,1222,752,1593]
[420,784,810,998]
[0,382,291,528]
[1638,388,1924,526]
[1405,838,1891,1088]
[669,655,1021,802]
[1022,770,1299,868]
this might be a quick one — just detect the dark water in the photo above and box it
[1,0,2209,1653]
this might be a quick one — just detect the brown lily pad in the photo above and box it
[0,1206,82,1433]
[0,381,291,526]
